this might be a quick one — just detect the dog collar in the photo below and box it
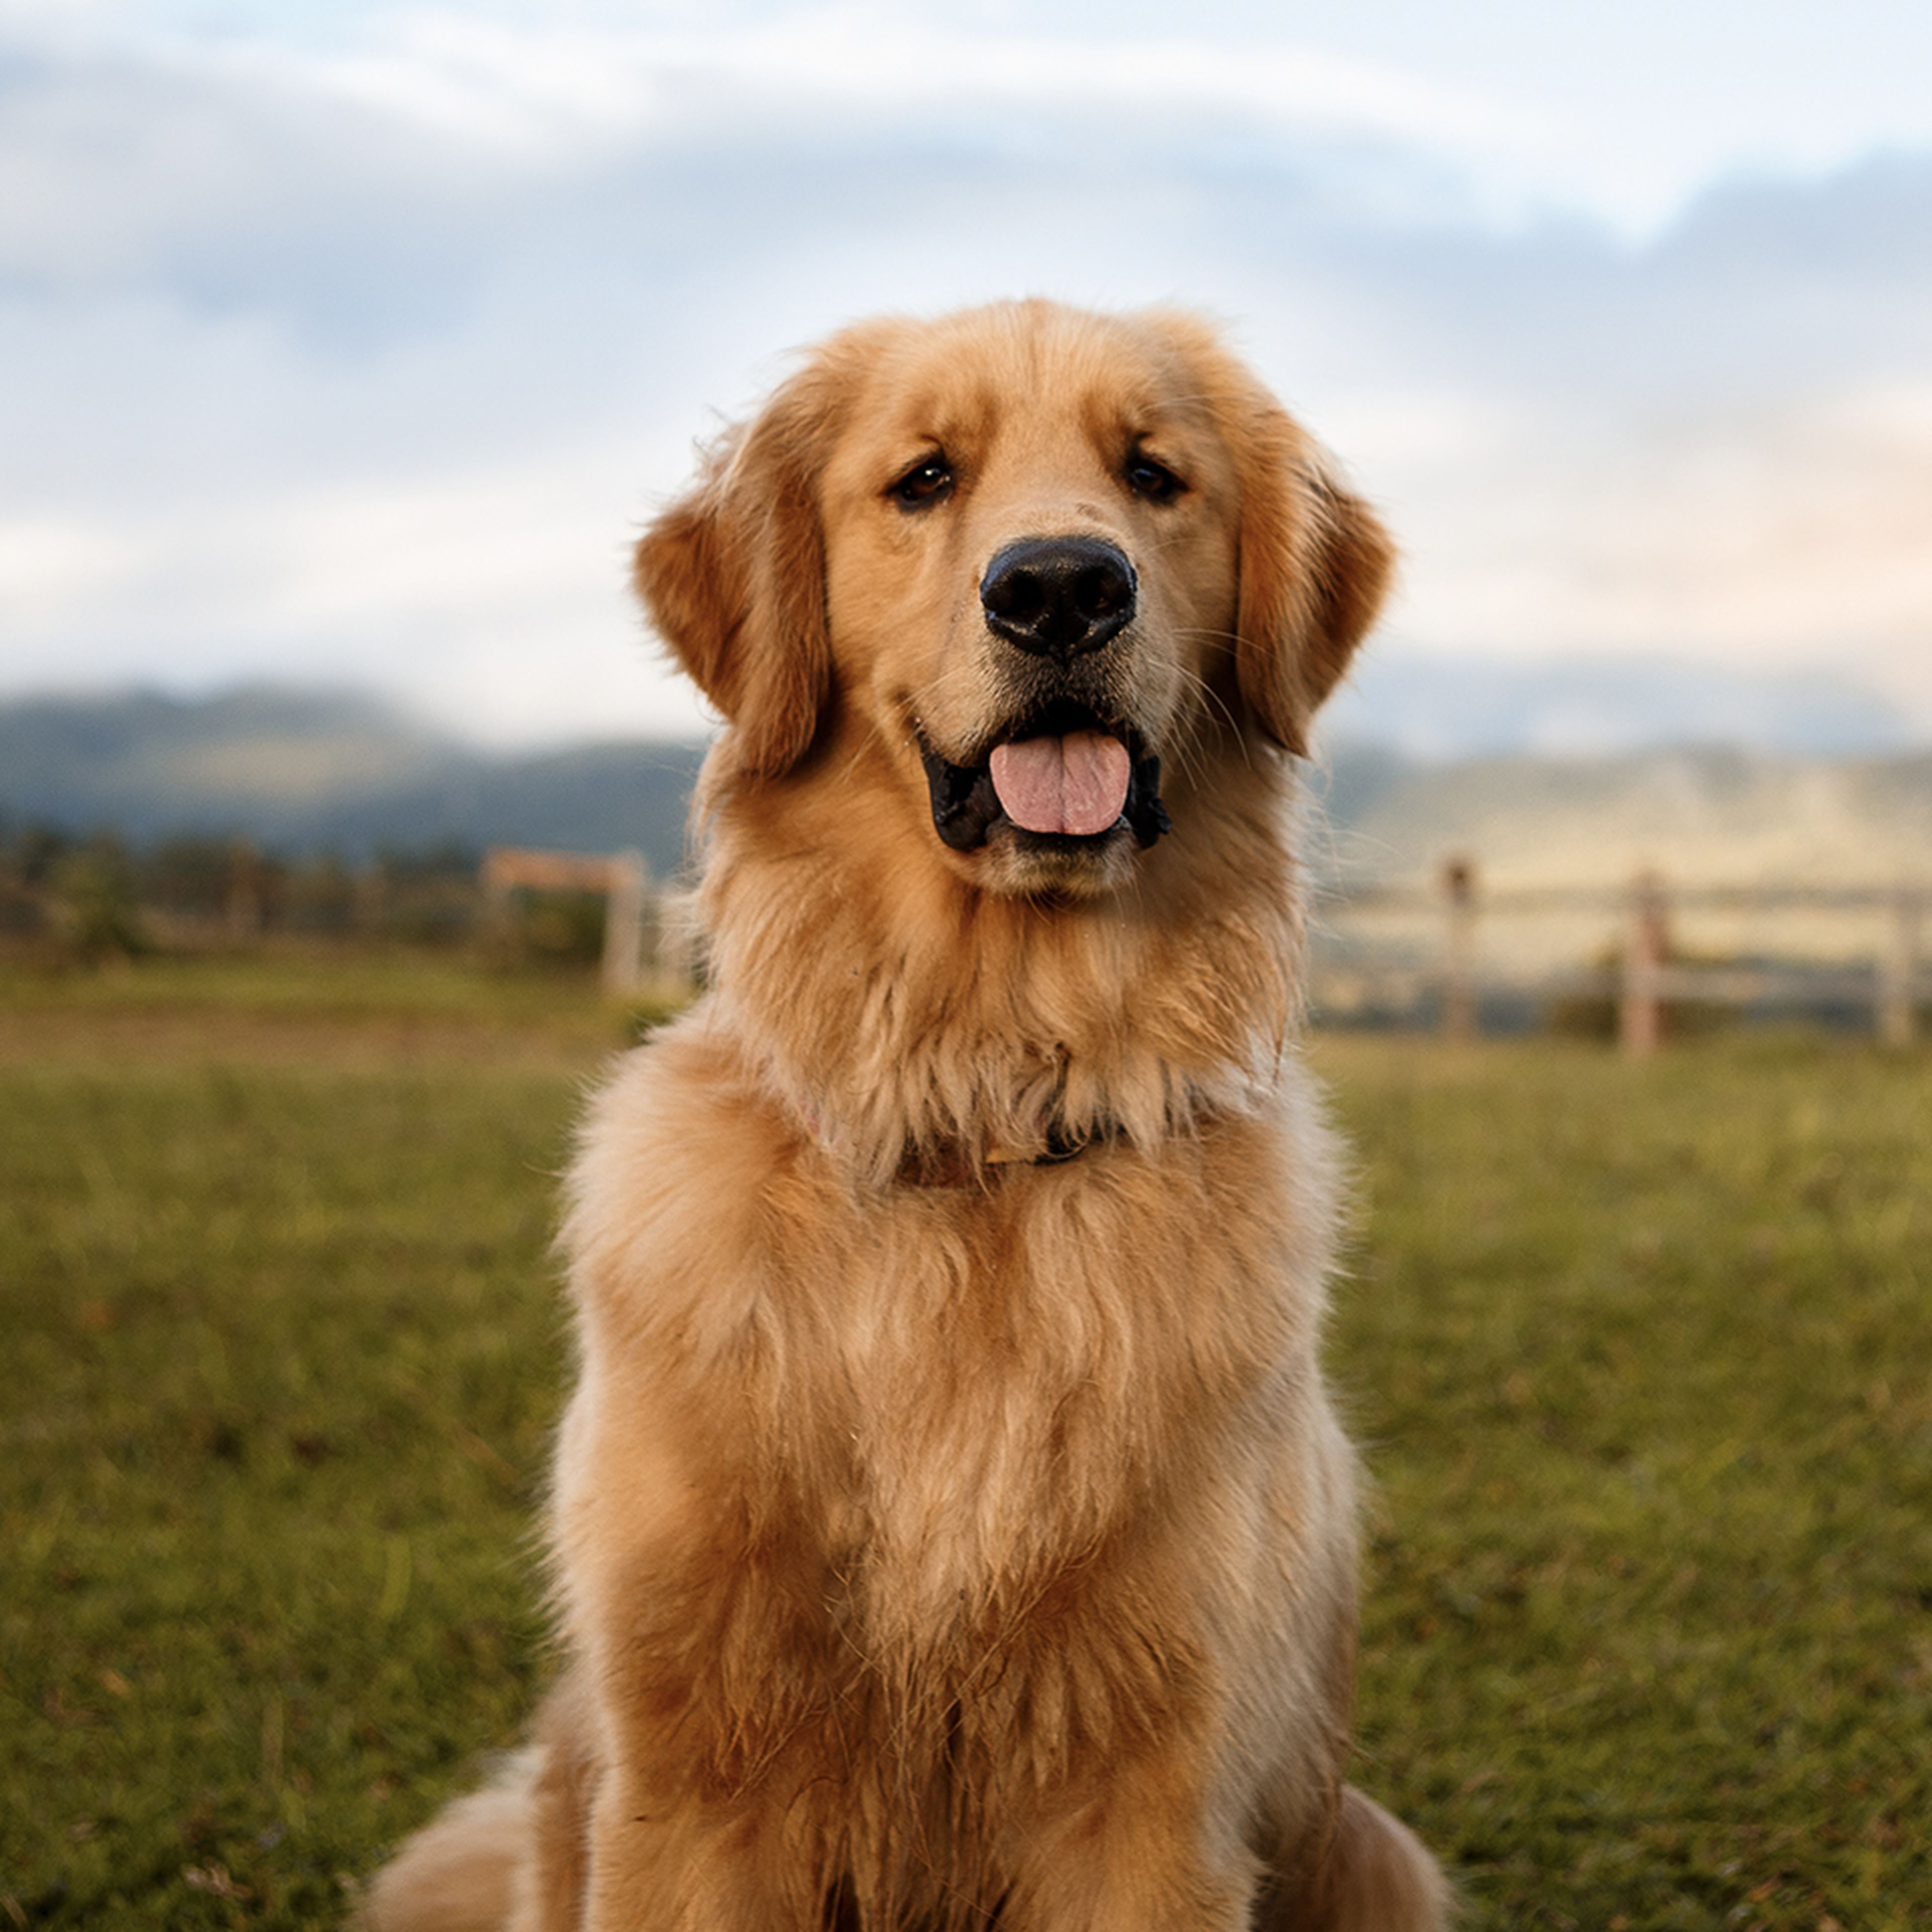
[794,1103,1117,1189]
[899,1123,1109,1189]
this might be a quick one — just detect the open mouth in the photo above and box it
[917,700,1172,854]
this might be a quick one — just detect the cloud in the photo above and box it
[1318,162,1932,722]
[2,6,1930,741]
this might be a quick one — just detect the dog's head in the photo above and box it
[637,300,1391,898]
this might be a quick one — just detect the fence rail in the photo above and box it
[480,846,653,996]
[1313,861,1928,1054]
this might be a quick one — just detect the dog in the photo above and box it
[362,299,1448,1931]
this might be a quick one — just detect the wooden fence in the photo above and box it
[480,846,1924,1051]
[502,845,1925,1049]
[16,830,1921,1051]
[1314,860,1928,1055]
[479,846,654,996]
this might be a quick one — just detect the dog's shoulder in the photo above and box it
[564,1009,802,1308]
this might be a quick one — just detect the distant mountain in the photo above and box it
[6,686,1930,894]
[1320,652,1915,761]
[0,688,708,881]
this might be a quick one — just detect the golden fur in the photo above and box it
[362,300,1448,1931]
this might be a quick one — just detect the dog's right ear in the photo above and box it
[634,368,835,779]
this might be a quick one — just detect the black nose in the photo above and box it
[980,537,1137,663]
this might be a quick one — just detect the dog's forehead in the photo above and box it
[828,309,1219,464]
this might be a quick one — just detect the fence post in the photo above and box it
[353,864,385,936]
[479,849,514,957]
[1620,869,1670,1059]
[225,839,263,942]
[1440,855,1478,1041]
[1878,886,1921,1046]
[601,850,650,998]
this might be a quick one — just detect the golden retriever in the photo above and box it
[362,299,1448,1932]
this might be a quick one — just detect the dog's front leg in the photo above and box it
[581,1762,823,1932]
[999,1757,1263,1932]
[551,1312,843,1930]
[566,1574,841,1932]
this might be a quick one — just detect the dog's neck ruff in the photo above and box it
[697,743,1303,1190]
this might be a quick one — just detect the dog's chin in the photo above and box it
[977,823,1141,900]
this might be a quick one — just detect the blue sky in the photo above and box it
[4,0,1930,743]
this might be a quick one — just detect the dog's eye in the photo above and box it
[1124,453,1185,502]
[890,456,954,509]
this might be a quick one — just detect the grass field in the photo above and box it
[3,958,1928,1929]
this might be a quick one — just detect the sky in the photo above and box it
[3,0,1930,747]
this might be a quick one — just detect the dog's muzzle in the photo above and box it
[918,540,1167,855]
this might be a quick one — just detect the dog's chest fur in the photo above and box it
[566,1024,1333,1660]
[821,1153,1295,1629]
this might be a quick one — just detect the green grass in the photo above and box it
[1,1055,580,1927]
[1323,1034,1932,1931]
[2,973,1928,1928]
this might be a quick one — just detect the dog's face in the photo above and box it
[637,301,1392,899]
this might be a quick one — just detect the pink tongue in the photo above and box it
[988,731,1132,837]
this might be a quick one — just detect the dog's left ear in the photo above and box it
[633,366,836,779]
[1232,404,1395,757]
